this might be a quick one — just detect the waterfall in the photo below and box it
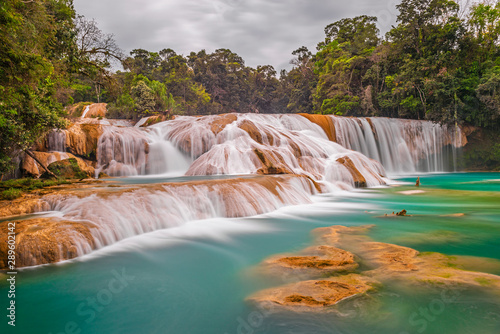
[8,113,471,267]
[331,116,464,174]
[95,124,192,177]
[81,105,90,118]
[96,126,149,176]
[161,114,387,188]
[30,176,317,260]
[47,129,67,152]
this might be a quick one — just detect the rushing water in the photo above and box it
[331,116,464,174]
[1,172,499,334]
[93,114,463,178]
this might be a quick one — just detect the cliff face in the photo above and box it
[66,123,103,160]
[461,127,500,171]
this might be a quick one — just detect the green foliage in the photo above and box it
[304,0,500,129]
[0,177,70,200]
[0,0,75,174]
[1,188,22,200]
[45,158,88,179]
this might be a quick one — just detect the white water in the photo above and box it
[81,105,90,118]
[152,114,387,188]
[47,129,67,152]
[34,176,316,256]
[331,116,464,174]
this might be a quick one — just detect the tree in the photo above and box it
[74,15,123,102]
[313,17,380,115]
[0,0,75,174]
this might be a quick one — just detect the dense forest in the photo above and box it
[1,0,499,174]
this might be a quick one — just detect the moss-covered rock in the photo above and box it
[43,158,91,179]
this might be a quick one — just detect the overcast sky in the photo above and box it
[74,0,402,71]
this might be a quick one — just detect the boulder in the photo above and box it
[43,158,93,179]
[22,152,94,179]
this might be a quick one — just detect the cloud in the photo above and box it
[74,0,400,71]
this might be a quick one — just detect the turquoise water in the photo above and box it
[1,173,500,334]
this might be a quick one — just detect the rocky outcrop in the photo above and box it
[67,103,107,118]
[299,114,337,142]
[248,274,375,308]
[0,218,96,269]
[44,158,93,179]
[66,123,103,159]
[248,224,500,311]
[21,151,95,178]
[82,103,107,118]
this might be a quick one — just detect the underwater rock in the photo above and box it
[313,225,500,290]
[248,274,376,308]
[260,245,358,278]
[248,224,500,312]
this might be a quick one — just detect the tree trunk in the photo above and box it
[24,150,58,179]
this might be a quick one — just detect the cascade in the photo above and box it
[81,105,90,118]
[160,113,387,187]
[47,129,67,152]
[95,125,150,176]
[10,175,317,267]
[330,116,465,173]
[95,124,192,177]
[8,113,470,267]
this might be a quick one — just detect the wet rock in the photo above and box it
[396,209,408,216]
[0,197,49,218]
[66,123,103,159]
[336,156,367,188]
[248,274,375,308]
[209,113,238,135]
[0,218,96,269]
[68,103,107,118]
[260,245,358,278]
[299,114,337,142]
[238,119,274,145]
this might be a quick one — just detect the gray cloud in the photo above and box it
[74,0,400,71]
